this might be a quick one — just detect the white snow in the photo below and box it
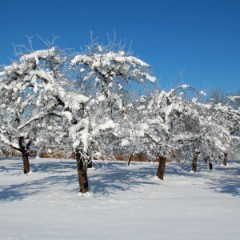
[121,139,130,147]
[199,90,206,96]
[20,48,56,65]
[1,157,239,240]
[181,84,190,89]
[228,96,240,101]
[70,51,155,83]
[145,73,156,82]
[98,119,116,131]
[63,111,73,121]
[97,94,106,102]
[0,134,19,149]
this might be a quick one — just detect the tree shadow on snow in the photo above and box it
[0,159,160,201]
[205,164,240,197]
[89,161,159,197]
[0,157,23,173]
[165,162,194,177]
[0,174,77,202]
[1,159,239,201]
[166,161,240,197]
[0,157,78,202]
[30,159,76,173]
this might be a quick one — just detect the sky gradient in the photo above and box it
[0,0,240,93]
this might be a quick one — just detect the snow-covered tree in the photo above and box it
[0,49,59,173]
[1,39,239,194]
[0,47,76,174]
[69,43,156,192]
[133,85,205,177]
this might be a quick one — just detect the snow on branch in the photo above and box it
[20,48,56,65]
[228,96,240,102]
[0,133,20,150]
[70,51,156,83]
[18,111,63,130]
[168,84,206,97]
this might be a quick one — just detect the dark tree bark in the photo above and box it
[192,150,200,173]
[22,151,30,174]
[18,137,31,174]
[209,162,213,170]
[87,158,93,168]
[223,152,228,166]
[127,153,134,166]
[76,150,89,193]
[204,156,213,171]
[156,155,167,180]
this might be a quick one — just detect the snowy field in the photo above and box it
[0,157,240,240]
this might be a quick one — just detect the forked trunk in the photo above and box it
[223,152,228,166]
[22,151,30,174]
[76,150,89,193]
[156,155,166,180]
[128,153,134,166]
[192,150,200,173]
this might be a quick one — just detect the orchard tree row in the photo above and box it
[0,41,239,193]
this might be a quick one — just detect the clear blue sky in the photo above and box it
[1,0,240,93]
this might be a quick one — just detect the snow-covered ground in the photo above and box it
[0,157,240,240]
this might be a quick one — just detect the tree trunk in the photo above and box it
[192,150,200,173]
[22,151,30,174]
[156,155,166,180]
[204,156,213,171]
[127,153,134,166]
[87,158,93,168]
[18,137,32,174]
[209,162,213,170]
[76,150,89,193]
[223,152,228,166]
